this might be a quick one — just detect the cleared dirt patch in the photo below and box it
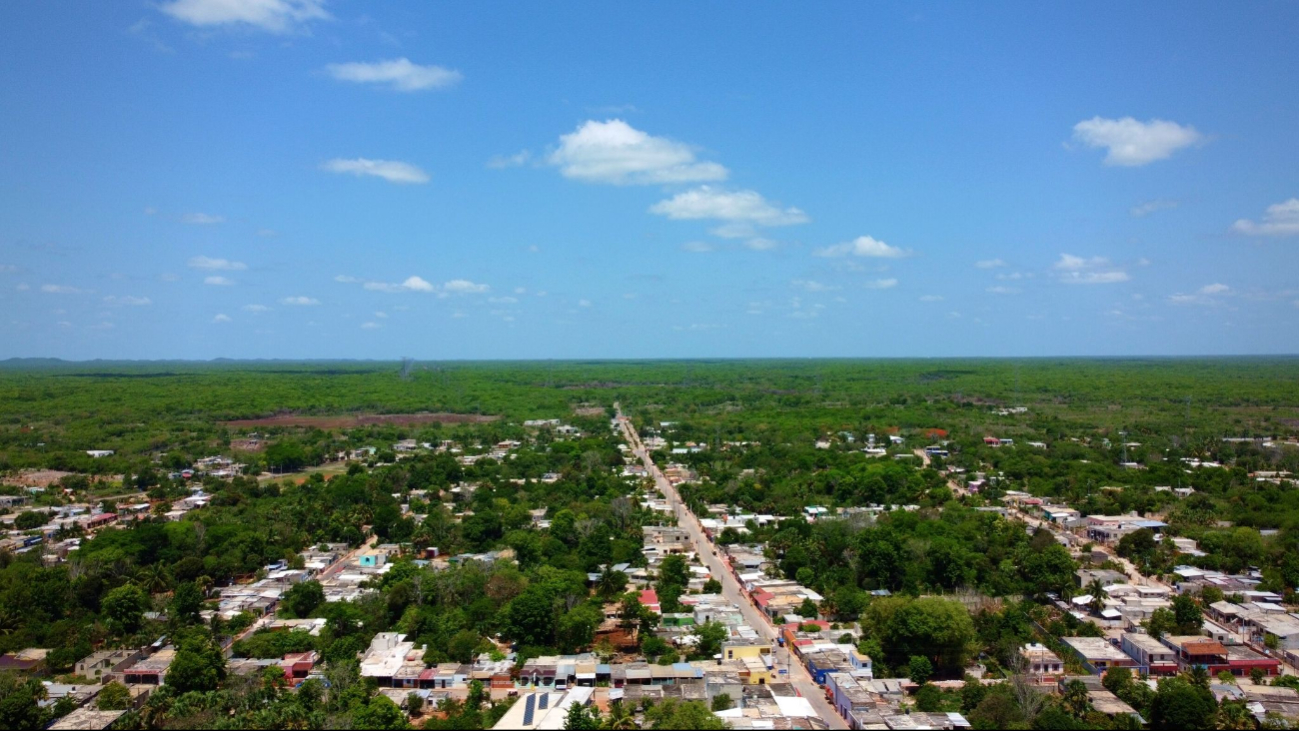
[223,412,499,429]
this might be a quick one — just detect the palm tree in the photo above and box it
[1217,700,1254,730]
[135,564,172,595]
[603,700,637,730]
[1086,579,1106,615]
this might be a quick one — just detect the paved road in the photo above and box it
[614,405,847,729]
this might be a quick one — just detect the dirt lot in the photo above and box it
[222,412,499,429]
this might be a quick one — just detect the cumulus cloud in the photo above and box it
[651,186,807,226]
[159,0,328,33]
[1169,283,1232,305]
[348,275,486,295]
[975,258,1007,269]
[242,304,270,312]
[1232,198,1299,236]
[548,119,727,185]
[280,296,321,306]
[865,278,898,289]
[181,212,225,225]
[1071,116,1204,166]
[360,321,381,329]
[326,58,462,92]
[188,256,247,271]
[1131,199,1179,217]
[744,238,778,251]
[986,286,1020,295]
[487,151,532,169]
[792,279,838,292]
[443,279,489,294]
[212,313,232,323]
[40,284,86,294]
[103,295,152,306]
[321,158,429,184]
[204,276,235,286]
[1053,254,1131,284]
[815,235,910,259]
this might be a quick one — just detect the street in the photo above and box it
[615,405,847,729]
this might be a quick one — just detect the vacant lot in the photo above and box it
[221,412,499,429]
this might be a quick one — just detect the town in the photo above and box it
[3,358,1299,731]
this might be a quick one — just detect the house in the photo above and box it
[0,648,49,674]
[120,647,175,685]
[49,708,126,731]
[1061,637,1138,674]
[638,589,661,615]
[490,687,594,730]
[76,649,144,682]
[1161,635,1280,677]
[1019,643,1064,685]
[1120,633,1178,675]
[358,633,420,687]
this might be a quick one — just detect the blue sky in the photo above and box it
[2,1,1297,359]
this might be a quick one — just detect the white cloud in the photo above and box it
[792,279,838,292]
[212,313,232,323]
[744,238,778,251]
[986,286,1020,295]
[1130,199,1179,217]
[975,258,1007,269]
[360,321,381,329]
[919,295,943,302]
[1169,283,1232,306]
[280,296,320,306]
[487,150,531,169]
[681,241,715,253]
[400,276,436,292]
[353,276,486,295]
[103,295,152,306]
[321,158,429,184]
[159,0,328,33]
[578,299,592,307]
[1232,198,1299,236]
[1071,116,1204,166]
[242,304,270,312]
[181,212,225,225]
[865,278,898,289]
[442,279,489,294]
[815,235,910,259]
[326,58,462,92]
[40,284,85,294]
[651,186,807,228]
[188,255,247,271]
[549,119,727,185]
[488,296,518,304]
[710,222,756,239]
[204,275,235,286]
[1053,254,1131,284]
